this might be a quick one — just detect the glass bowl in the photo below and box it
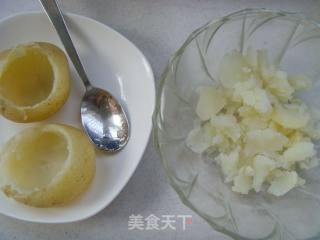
[153,9,320,240]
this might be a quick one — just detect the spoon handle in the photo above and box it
[39,0,92,89]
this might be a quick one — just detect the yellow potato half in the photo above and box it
[0,124,96,207]
[0,42,70,122]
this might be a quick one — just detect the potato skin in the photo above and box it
[1,124,96,207]
[0,42,70,123]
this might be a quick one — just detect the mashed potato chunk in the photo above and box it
[186,48,319,196]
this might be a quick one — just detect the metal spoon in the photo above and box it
[39,0,130,152]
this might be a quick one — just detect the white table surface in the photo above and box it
[1,0,319,239]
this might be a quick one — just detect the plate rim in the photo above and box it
[0,11,155,223]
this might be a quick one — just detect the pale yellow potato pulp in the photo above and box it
[186,48,320,196]
[0,42,70,122]
[0,124,96,207]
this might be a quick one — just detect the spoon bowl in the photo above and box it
[81,87,129,151]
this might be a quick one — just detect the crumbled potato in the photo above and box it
[232,166,254,194]
[217,147,240,183]
[282,141,315,167]
[210,114,241,142]
[244,128,288,157]
[253,155,275,192]
[268,171,298,196]
[186,123,215,154]
[186,48,320,196]
[196,86,226,121]
[272,103,310,129]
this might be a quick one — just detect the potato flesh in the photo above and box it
[2,131,68,191]
[187,48,319,196]
[0,42,71,123]
[196,86,226,121]
[0,48,53,106]
[0,124,95,207]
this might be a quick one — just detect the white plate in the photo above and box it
[0,12,155,223]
